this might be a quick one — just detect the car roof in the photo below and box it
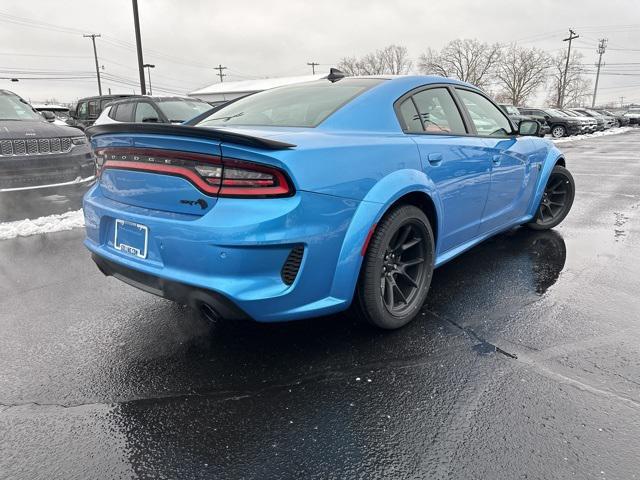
[77,94,136,102]
[32,103,68,110]
[108,96,200,106]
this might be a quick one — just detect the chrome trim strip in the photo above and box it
[0,175,95,193]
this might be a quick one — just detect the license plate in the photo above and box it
[114,219,148,259]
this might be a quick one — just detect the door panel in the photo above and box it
[480,137,538,232]
[413,136,492,253]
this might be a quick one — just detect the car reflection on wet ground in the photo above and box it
[1,131,639,479]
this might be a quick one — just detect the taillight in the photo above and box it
[95,148,293,198]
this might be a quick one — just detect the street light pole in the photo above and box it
[143,64,155,95]
[132,0,146,95]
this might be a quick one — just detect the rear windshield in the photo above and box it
[194,78,384,128]
[156,99,212,122]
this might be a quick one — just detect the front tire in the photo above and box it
[527,165,575,230]
[355,205,435,329]
[551,125,566,138]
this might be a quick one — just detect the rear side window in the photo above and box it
[113,102,135,122]
[412,88,466,134]
[88,100,98,117]
[195,78,383,128]
[456,89,512,137]
[398,99,423,132]
[108,105,118,119]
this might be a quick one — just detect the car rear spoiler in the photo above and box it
[85,123,296,150]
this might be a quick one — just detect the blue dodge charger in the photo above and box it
[83,73,574,329]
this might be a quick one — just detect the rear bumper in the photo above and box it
[92,254,250,320]
[83,184,362,322]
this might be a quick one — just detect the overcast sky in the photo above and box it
[1,0,639,105]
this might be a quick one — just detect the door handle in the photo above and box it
[426,152,443,166]
[492,154,502,166]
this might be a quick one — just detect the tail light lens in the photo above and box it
[96,148,293,198]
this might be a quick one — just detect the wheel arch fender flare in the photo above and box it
[328,168,442,303]
[528,151,566,217]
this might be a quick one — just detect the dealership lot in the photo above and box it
[1,131,639,478]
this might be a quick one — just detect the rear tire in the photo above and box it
[527,165,575,230]
[355,205,435,330]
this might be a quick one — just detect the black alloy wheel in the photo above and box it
[528,165,575,230]
[356,205,435,329]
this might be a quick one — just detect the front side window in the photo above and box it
[412,88,466,134]
[134,102,159,122]
[77,102,88,118]
[456,89,512,137]
[195,78,383,128]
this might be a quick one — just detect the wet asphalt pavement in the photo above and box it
[1,131,640,480]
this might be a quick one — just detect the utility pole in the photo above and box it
[591,38,607,108]
[132,0,146,95]
[620,96,625,107]
[83,33,102,96]
[307,61,319,74]
[143,63,155,95]
[560,28,579,108]
[215,64,227,82]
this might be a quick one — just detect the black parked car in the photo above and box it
[67,94,138,130]
[519,107,582,138]
[499,104,550,137]
[0,90,95,197]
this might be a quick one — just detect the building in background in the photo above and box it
[188,74,326,105]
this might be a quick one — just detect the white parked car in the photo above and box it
[32,103,72,126]
[93,96,213,126]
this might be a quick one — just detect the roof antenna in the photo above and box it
[326,68,345,83]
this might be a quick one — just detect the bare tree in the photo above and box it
[495,44,550,106]
[338,45,412,75]
[547,50,591,107]
[418,39,501,89]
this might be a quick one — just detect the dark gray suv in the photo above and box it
[0,90,95,195]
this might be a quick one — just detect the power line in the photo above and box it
[307,61,319,74]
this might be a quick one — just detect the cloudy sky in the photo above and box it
[1,0,639,105]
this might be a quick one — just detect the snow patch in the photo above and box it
[0,209,84,241]
[552,126,634,144]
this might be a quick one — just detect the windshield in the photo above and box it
[157,99,212,122]
[194,78,383,128]
[546,108,567,117]
[501,105,519,115]
[0,94,44,121]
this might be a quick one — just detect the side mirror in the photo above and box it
[518,120,540,136]
[142,116,160,123]
[41,111,56,122]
